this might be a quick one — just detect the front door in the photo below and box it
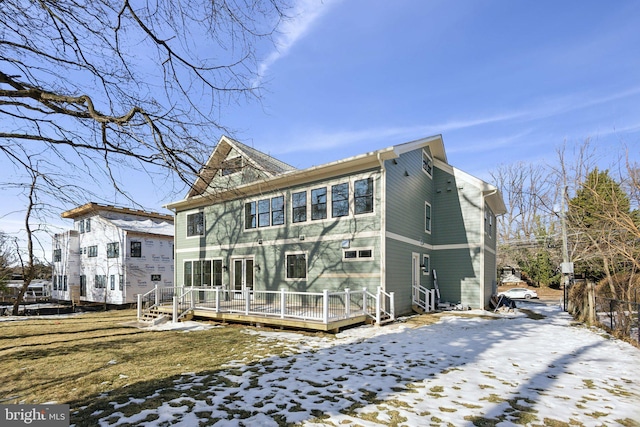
[232,257,254,297]
[411,252,420,304]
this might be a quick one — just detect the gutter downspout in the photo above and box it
[377,153,387,294]
[481,189,499,308]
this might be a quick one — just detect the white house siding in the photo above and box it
[52,205,174,305]
[124,234,174,300]
[51,230,80,301]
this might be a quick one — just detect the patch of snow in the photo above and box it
[72,302,640,426]
[144,320,219,332]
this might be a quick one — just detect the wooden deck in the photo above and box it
[152,304,370,332]
[140,287,393,333]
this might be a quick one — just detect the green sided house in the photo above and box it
[150,134,505,330]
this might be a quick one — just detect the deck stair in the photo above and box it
[412,271,437,313]
[138,307,170,325]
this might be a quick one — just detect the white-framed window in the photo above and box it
[79,220,85,234]
[85,218,91,232]
[343,248,374,261]
[485,207,494,238]
[292,191,307,223]
[354,177,374,214]
[422,254,430,275]
[285,252,307,280]
[107,242,119,258]
[94,275,106,289]
[292,175,376,225]
[311,187,327,220]
[186,211,204,237]
[110,275,116,290]
[244,195,285,229]
[331,183,349,218]
[53,249,61,262]
[88,245,98,257]
[422,150,433,177]
[425,202,432,233]
[183,259,224,287]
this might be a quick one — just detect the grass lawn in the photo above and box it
[0,309,307,424]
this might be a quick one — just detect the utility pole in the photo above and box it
[560,186,573,311]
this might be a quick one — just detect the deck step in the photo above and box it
[412,304,426,314]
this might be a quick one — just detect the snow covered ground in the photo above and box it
[81,302,640,426]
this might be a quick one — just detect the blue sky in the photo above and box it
[222,0,640,179]
[2,0,640,261]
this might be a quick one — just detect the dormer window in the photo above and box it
[221,156,243,176]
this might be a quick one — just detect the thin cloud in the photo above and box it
[255,0,340,86]
[272,85,640,155]
[272,113,529,155]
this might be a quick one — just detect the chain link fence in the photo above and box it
[595,297,640,344]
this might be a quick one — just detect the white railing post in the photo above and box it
[323,289,329,324]
[345,288,350,318]
[362,287,368,314]
[389,291,395,320]
[172,296,178,323]
[215,287,220,312]
[280,288,286,319]
[154,284,159,306]
[376,287,381,325]
[245,290,250,315]
[190,288,195,310]
[137,294,142,320]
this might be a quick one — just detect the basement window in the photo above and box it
[343,248,374,261]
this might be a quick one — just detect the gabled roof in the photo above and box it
[167,134,503,213]
[187,135,297,197]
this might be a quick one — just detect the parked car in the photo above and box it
[498,288,538,299]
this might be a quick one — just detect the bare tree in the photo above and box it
[1,1,289,308]
[490,161,560,282]
[1,0,289,196]
[0,231,13,294]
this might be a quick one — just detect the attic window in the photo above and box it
[422,150,433,177]
[221,156,243,176]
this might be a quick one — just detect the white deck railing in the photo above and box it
[412,282,437,312]
[138,286,395,326]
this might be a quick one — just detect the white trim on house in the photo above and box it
[386,231,491,252]
[176,230,381,253]
[318,273,381,279]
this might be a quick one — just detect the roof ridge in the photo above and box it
[229,138,297,173]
